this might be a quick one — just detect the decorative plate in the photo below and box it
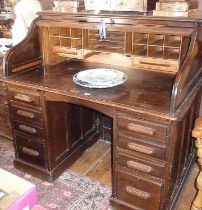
[73,68,127,88]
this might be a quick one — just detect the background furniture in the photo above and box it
[192,117,202,210]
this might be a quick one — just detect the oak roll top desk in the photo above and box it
[2,11,202,210]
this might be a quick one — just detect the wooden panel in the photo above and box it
[82,107,95,135]
[14,134,45,167]
[117,113,168,141]
[117,132,166,160]
[117,169,163,210]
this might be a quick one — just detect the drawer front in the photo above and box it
[13,120,43,139]
[116,0,144,11]
[117,151,165,178]
[118,133,166,160]
[15,134,45,167]
[8,87,40,107]
[117,169,163,210]
[10,104,42,124]
[117,113,168,140]
[0,82,7,97]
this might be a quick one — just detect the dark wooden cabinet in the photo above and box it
[3,11,202,210]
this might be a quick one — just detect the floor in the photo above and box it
[69,140,199,210]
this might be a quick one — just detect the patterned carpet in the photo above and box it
[0,137,111,210]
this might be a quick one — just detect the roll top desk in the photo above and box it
[3,11,202,210]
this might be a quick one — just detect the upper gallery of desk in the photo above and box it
[3,11,202,117]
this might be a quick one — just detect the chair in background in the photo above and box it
[191,117,202,210]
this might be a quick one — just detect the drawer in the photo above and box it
[0,82,7,97]
[117,113,168,140]
[14,134,45,167]
[13,120,44,139]
[8,87,40,107]
[117,132,166,160]
[117,151,165,178]
[117,169,163,210]
[10,104,42,124]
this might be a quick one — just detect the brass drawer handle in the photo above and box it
[127,123,155,136]
[18,124,37,135]
[126,160,153,173]
[126,186,150,200]
[22,147,39,157]
[14,94,33,103]
[17,110,35,119]
[127,142,154,155]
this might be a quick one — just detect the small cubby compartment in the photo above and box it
[133,33,148,45]
[49,27,59,36]
[163,47,180,60]
[88,29,125,54]
[148,46,163,58]
[60,38,71,48]
[50,36,60,46]
[133,45,147,56]
[164,35,182,48]
[148,34,164,46]
[71,28,82,38]
[60,27,70,37]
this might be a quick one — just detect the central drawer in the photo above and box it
[117,169,163,210]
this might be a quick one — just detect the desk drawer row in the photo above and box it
[114,111,169,210]
[7,87,46,168]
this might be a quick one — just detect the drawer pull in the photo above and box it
[17,110,35,119]
[127,123,155,136]
[126,186,150,200]
[127,143,154,155]
[14,94,33,103]
[127,161,153,173]
[18,124,37,134]
[22,147,39,157]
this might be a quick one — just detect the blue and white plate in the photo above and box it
[73,68,127,88]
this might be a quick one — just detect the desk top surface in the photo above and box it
[6,60,175,116]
